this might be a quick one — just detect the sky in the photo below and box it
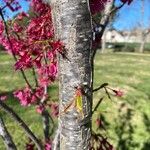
[113,0,150,30]
[0,0,150,31]
[0,0,29,18]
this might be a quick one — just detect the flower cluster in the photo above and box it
[49,102,59,117]
[36,104,45,114]
[26,138,52,150]
[44,139,52,150]
[13,86,45,106]
[0,95,7,101]
[0,0,63,106]
[89,0,133,15]
[90,0,109,15]
[112,89,124,97]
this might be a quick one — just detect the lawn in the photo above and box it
[0,51,150,150]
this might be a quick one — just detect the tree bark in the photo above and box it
[50,0,92,149]
[98,0,114,38]
[0,117,17,150]
[101,28,107,53]
[139,36,145,53]
[100,0,114,53]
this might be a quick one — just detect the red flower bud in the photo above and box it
[113,89,123,97]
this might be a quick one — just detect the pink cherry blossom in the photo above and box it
[113,89,124,97]
[0,21,4,35]
[49,62,57,77]
[15,52,32,70]
[44,140,52,150]
[14,87,36,106]
[26,138,35,150]
[36,105,45,114]
[1,0,63,107]
[0,95,7,101]
[49,103,59,117]
[13,22,23,32]
[96,118,102,127]
[90,0,108,15]
[17,12,29,20]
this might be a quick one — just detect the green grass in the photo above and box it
[93,52,150,150]
[0,52,58,149]
[0,51,150,150]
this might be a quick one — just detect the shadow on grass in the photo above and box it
[141,113,150,150]
[114,103,139,150]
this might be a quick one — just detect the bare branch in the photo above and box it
[0,100,43,150]
[53,127,60,150]
[93,83,109,93]
[92,97,104,114]
[32,67,38,87]
[0,116,17,150]
[104,87,112,101]
[41,110,50,141]
[0,8,33,90]
[1,0,15,11]
[90,1,126,100]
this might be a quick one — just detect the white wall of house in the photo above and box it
[103,29,150,43]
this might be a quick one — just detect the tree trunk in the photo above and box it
[101,28,107,53]
[98,0,114,38]
[50,0,92,149]
[139,36,145,53]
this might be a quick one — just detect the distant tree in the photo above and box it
[139,0,150,53]
[92,0,128,53]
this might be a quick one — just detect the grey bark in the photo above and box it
[139,29,150,53]
[139,35,145,53]
[0,117,17,150]
[100,0,114,53]
[98,0,114,38]
[49,0,92,149]
[101,28,107,53]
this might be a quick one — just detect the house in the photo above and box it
[103,28,150,43]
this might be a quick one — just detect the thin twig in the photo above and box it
[92,97,104,114]
[1,0,15,11]
[93,83,108,93]
[41,110,50,141]
[53,127,60,150]
[90,2,125,105]
[0,9,33,90]
[48,113,55,136]
[91,2,125,61]
[104,87,112,101]
[32,67,38,87]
